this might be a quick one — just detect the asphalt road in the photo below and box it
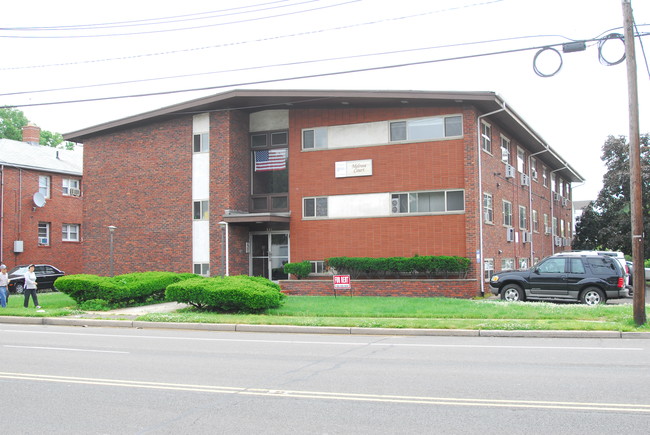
[1,324,650,434]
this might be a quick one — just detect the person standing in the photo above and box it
[0,264,8,308]
[24,264,40,309]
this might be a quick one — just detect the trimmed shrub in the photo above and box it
[55,272,199,305]
[165,275,286,312]
[325,255,470,279]
[283,261,311,279]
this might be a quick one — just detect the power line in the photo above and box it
[0,40,586,109]
[0,0,360,38]
[1,0,505,69]
[0,34,577,97]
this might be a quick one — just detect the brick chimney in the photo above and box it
[22,122,41,145]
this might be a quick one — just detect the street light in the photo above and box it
[108,225,116,277]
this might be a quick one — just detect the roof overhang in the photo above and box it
[221,211,291,224]
[64,88,583,182]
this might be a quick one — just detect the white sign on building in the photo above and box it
[335,159,373,178]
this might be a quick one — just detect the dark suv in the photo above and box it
[489,254,626,305]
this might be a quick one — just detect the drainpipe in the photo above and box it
[477,101,507,296]
[549,166,567,254]
[527,150,550,264]
[219,221,229,276]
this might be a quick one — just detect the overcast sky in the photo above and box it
[1,0,648,201]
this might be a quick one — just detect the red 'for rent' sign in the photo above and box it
[333,275,351,289]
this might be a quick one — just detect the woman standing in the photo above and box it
[24,264,40,309]
[0,264,8,308]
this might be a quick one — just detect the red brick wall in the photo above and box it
[0,166,83,274]
[288,105,471,262]
[281,279,478,298]
[82,117,193,275]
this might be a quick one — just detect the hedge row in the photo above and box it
[54,272,196,304]
[165,275,285,312]
[325,255,471,279]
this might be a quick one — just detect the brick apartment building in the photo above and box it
[0,124,83,273]
[65,89,581,295]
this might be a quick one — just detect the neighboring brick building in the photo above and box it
[65,90,582,295]
[0,124,83,273]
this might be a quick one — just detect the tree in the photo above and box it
[0,107,69,148]
[573,134,650,258]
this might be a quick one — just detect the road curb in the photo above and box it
[2,316,650,339]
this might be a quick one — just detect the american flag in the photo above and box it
[254,148,288,172]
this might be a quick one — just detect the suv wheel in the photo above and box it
[501,284,525,302]
[580,287,606,305]
[15,283,24,294]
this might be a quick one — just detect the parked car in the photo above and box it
[7,264,65,294]
[489,254,626,305]
[554,250,629,286]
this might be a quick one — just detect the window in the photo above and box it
[304,197,328,218]
[193,200,209,220]
[389,115,462,142]
[560,219,565,237]
[532,210,539,233]
[551,173,556,193]
[310,261,326,274]
[519,206,527,230]
[531,157,538,181]
[62,178,81,196]
[38,222,50,246]
[39,176,51,198]
[302,128,327,149]
[483,193,493,223]
[500,136,510,163]
[480,121,492,153]
[193,132,209,153]
[566,221,571,239]
[519,258,529,269]
[252,131,289,212]
[569,258,585,274]
[552,216,558,236]
[501,258,515,271]
[484,258,494,280]
[502,201,512,227]
[193,263,210,276]
[542,166,548,187]
[537,258,566,273]
[391,190,464,214]
[544,213,549,234]
[62,224,80,242]
[516,147,525,173]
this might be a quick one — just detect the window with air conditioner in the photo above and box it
[506,227,515,242]
[505,164,515,178]
[38,222,50,246]
[63,178,81,196]
[500,136,510,163]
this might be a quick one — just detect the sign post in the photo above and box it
[333,275,351,297]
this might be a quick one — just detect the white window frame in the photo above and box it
[483,193,493,223]
[39,175,51,199]
[500,136,510,163]
[502,200,513,227]
[389,115,462,142]
[542,166,548,187]
[501,258,515,271]
[481,121,492,153]
[193,263,210,276]
[530,157,538,181]
[303,197,328,218]
[62,223,80,242]
[532,209,539,233]
[519,258,529,269]
[516,146,526,173]
[193,200,209,220]
[310,261,326,274]
[302,128,328,150]
[193,132,209,153]
[484,258,494,280]
[38,222,50,246]
[391,190,465,214]
[62,178,80,196]
[519,205,527,230]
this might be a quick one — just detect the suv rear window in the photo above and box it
[585,257,617,276]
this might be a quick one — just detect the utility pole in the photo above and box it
[622,0,646,325]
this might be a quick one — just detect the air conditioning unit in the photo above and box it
[38,237,49,245]
[505,164,516,179]
[554,236,562,246]
[484,211,492,222]
[520,173,530,186]
[69,188,81,197]
[522,231,532,243]
[391,198,400,213]
[561,198,569,207]
[501,148,509,161]
[544,226,551,235]
[553,192,561,201]
[563,238,571,247]
[506,227,515,242]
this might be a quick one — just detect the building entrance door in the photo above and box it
[251,232,289,281]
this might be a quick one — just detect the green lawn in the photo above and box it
[2,293,649,332]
